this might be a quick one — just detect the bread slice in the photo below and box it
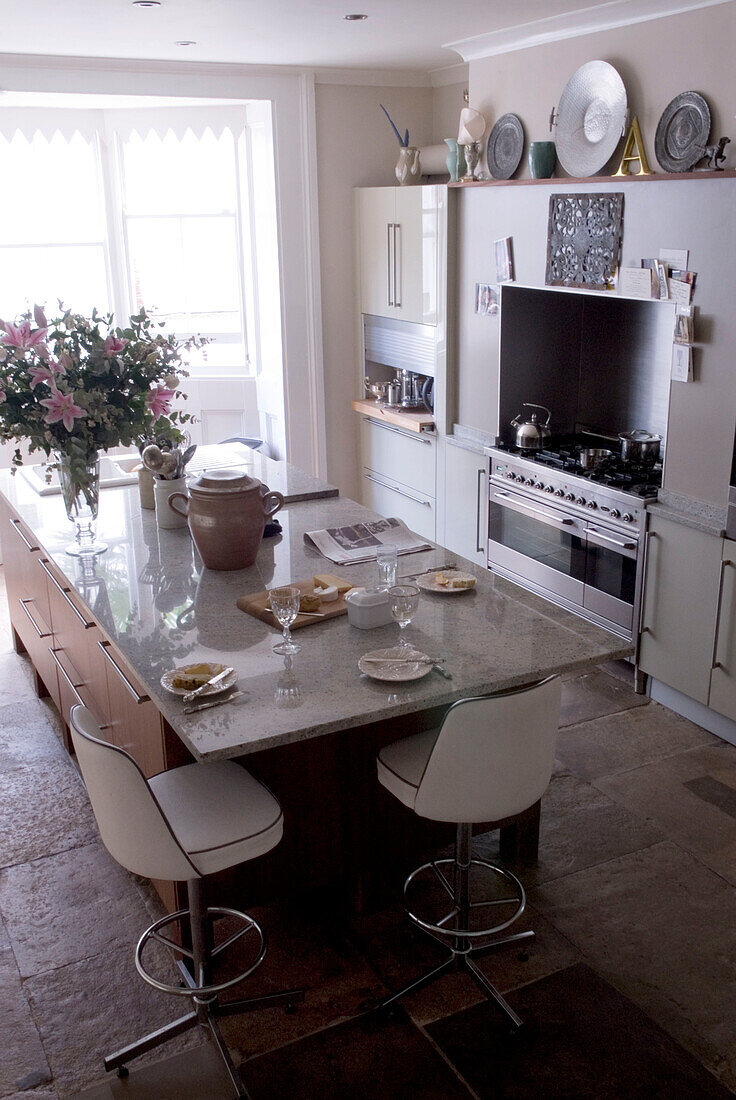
[172,663,224,690]
[313,573,353,594]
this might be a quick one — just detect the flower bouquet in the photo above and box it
[0,304,197,555]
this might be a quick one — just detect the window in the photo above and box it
[0,116,259,377]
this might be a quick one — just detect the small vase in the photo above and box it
[154,476,188,530]
[528,141,556,179]
[138,466,155,510]
[461,142,481,181]
[395,146,421,186]
[57,451,108,557]
[444,139,459,182]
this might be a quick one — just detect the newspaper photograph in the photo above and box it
[304,517,431,565]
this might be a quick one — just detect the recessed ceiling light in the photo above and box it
[133,1,161,7]
[175,40,197,46]
[344,13,368,20]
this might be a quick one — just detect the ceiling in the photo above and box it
[0,0,630,72]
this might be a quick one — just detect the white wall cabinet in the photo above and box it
[442,445,488,566]
[357,186,439,326]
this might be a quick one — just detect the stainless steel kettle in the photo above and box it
[510,404,551,451]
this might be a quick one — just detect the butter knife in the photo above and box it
[184,690,246,715]
[398,562,455,580]
[182,666,235,703]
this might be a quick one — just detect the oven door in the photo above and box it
[488,485,586,605]
[583,524,639,632]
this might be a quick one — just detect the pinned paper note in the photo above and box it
[671,343,693,382]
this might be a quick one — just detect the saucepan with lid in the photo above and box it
[618,429,662,466]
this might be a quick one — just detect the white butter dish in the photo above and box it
[344,586,394,629]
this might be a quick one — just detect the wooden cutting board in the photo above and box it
[237,579,352,631]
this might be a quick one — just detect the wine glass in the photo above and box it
[269,586,302,655]
[388,584,420,647]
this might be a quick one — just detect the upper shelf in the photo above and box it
[352,399,434,434]
[449,169,736,188]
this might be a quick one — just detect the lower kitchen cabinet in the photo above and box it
[638,515,736,721]
[442,444,488,566]
[361,468,435,541]
[358,415,436,540]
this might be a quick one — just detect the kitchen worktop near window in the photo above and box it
[647,490,727,538]
[0,465,631,764]
[446,425,496,455]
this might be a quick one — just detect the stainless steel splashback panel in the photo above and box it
[498,285,672,449]
[363,313,436,377]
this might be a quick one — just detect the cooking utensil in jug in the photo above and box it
[579,447,613,470]
[364,377,388,403]
[510,404,552,451]
[618,430,661,465]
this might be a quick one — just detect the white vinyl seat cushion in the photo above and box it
[377,728,439,811]
[149,762,283,876]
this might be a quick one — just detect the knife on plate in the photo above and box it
[184,690,246,715]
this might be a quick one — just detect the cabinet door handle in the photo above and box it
[476,468,486,554]
[98,641,150,704]
[50,647,84,692]
[39,559,94,629]
[393,223,401,307]
[711,559,735,671]
[364,472,431,507]
[637,530,656,638]
[11,519,39,552]
[387,223,394,307]
[19,598,52,638]
[362,417,432,444]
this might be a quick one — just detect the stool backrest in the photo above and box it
[70,705,198,882]
[414,676,561,823]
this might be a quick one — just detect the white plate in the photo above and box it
[415,570,477,594]
[160,664,237,697]
[359,647,433,683]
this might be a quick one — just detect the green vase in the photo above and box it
[528,141,556,179]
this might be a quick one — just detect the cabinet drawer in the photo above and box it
[361,468,435,542]
[359,417,435,496]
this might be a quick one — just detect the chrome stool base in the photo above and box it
[104,880,304,1099]
[381,823,533,1029]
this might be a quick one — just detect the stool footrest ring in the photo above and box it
[135,905,265,997]
[404,857,526,940]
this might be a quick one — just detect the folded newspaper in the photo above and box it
[304,517,431,565]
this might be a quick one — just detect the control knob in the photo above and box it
[587,500,598,509]
[622,513,634,523]
[505,471,515,479]
[535,481,546,490]
[525,478,535,486]
[544,485,555,493]
[575,496,586,506]
[609,509,620,519]
[554,489,565,497]
[565,492,575,502]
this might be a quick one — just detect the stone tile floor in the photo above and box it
[1,566,735,1097]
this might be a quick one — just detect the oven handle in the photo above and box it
[492,490,575,530]
[584,526,638,555]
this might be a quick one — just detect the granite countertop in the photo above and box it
[0,466,631,764]
[446,425,496,455]
[647,489,727,538]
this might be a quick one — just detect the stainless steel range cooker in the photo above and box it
[486,444,661,640]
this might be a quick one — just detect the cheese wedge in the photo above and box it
[449,575,476,589]
[314,583,339,602]
[313,573,353,594]
[171,662,224,690]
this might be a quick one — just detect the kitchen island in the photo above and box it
[0,460,632,909]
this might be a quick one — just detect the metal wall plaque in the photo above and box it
[545,193,624,290]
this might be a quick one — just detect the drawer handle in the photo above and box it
[98,641,150,704]
[364,472,431,507]
[11,519,39,552]
[50,647,84,692]
[362,417,432,444]
[19,598,52,638]
[39,560,94,629]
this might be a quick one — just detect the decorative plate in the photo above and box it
[654,91,710,172]
[358,647,433,683]
[160,664,237,697]
[415,570,477,594]
[486,114,524,180]
[555,60,627,176]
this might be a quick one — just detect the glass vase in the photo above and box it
[57,452,108,557]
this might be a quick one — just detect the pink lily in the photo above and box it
[146,385,176,420]
[0,387,6,404]
[1,321,48,352]
[40,387,85,432]
[28,364,55,389]
[104,334,128,358]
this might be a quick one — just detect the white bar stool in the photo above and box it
[69,704,304,1100]
[375,676,561,1028]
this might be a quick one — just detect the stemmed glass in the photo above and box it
[388,584,420,647]
[268,586,302,655]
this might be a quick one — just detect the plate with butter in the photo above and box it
[415,570,477,594]
[161,663,237,697]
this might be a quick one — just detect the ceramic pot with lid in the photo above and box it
[169,468,284,571]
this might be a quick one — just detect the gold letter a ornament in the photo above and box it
[615,116,651,175]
